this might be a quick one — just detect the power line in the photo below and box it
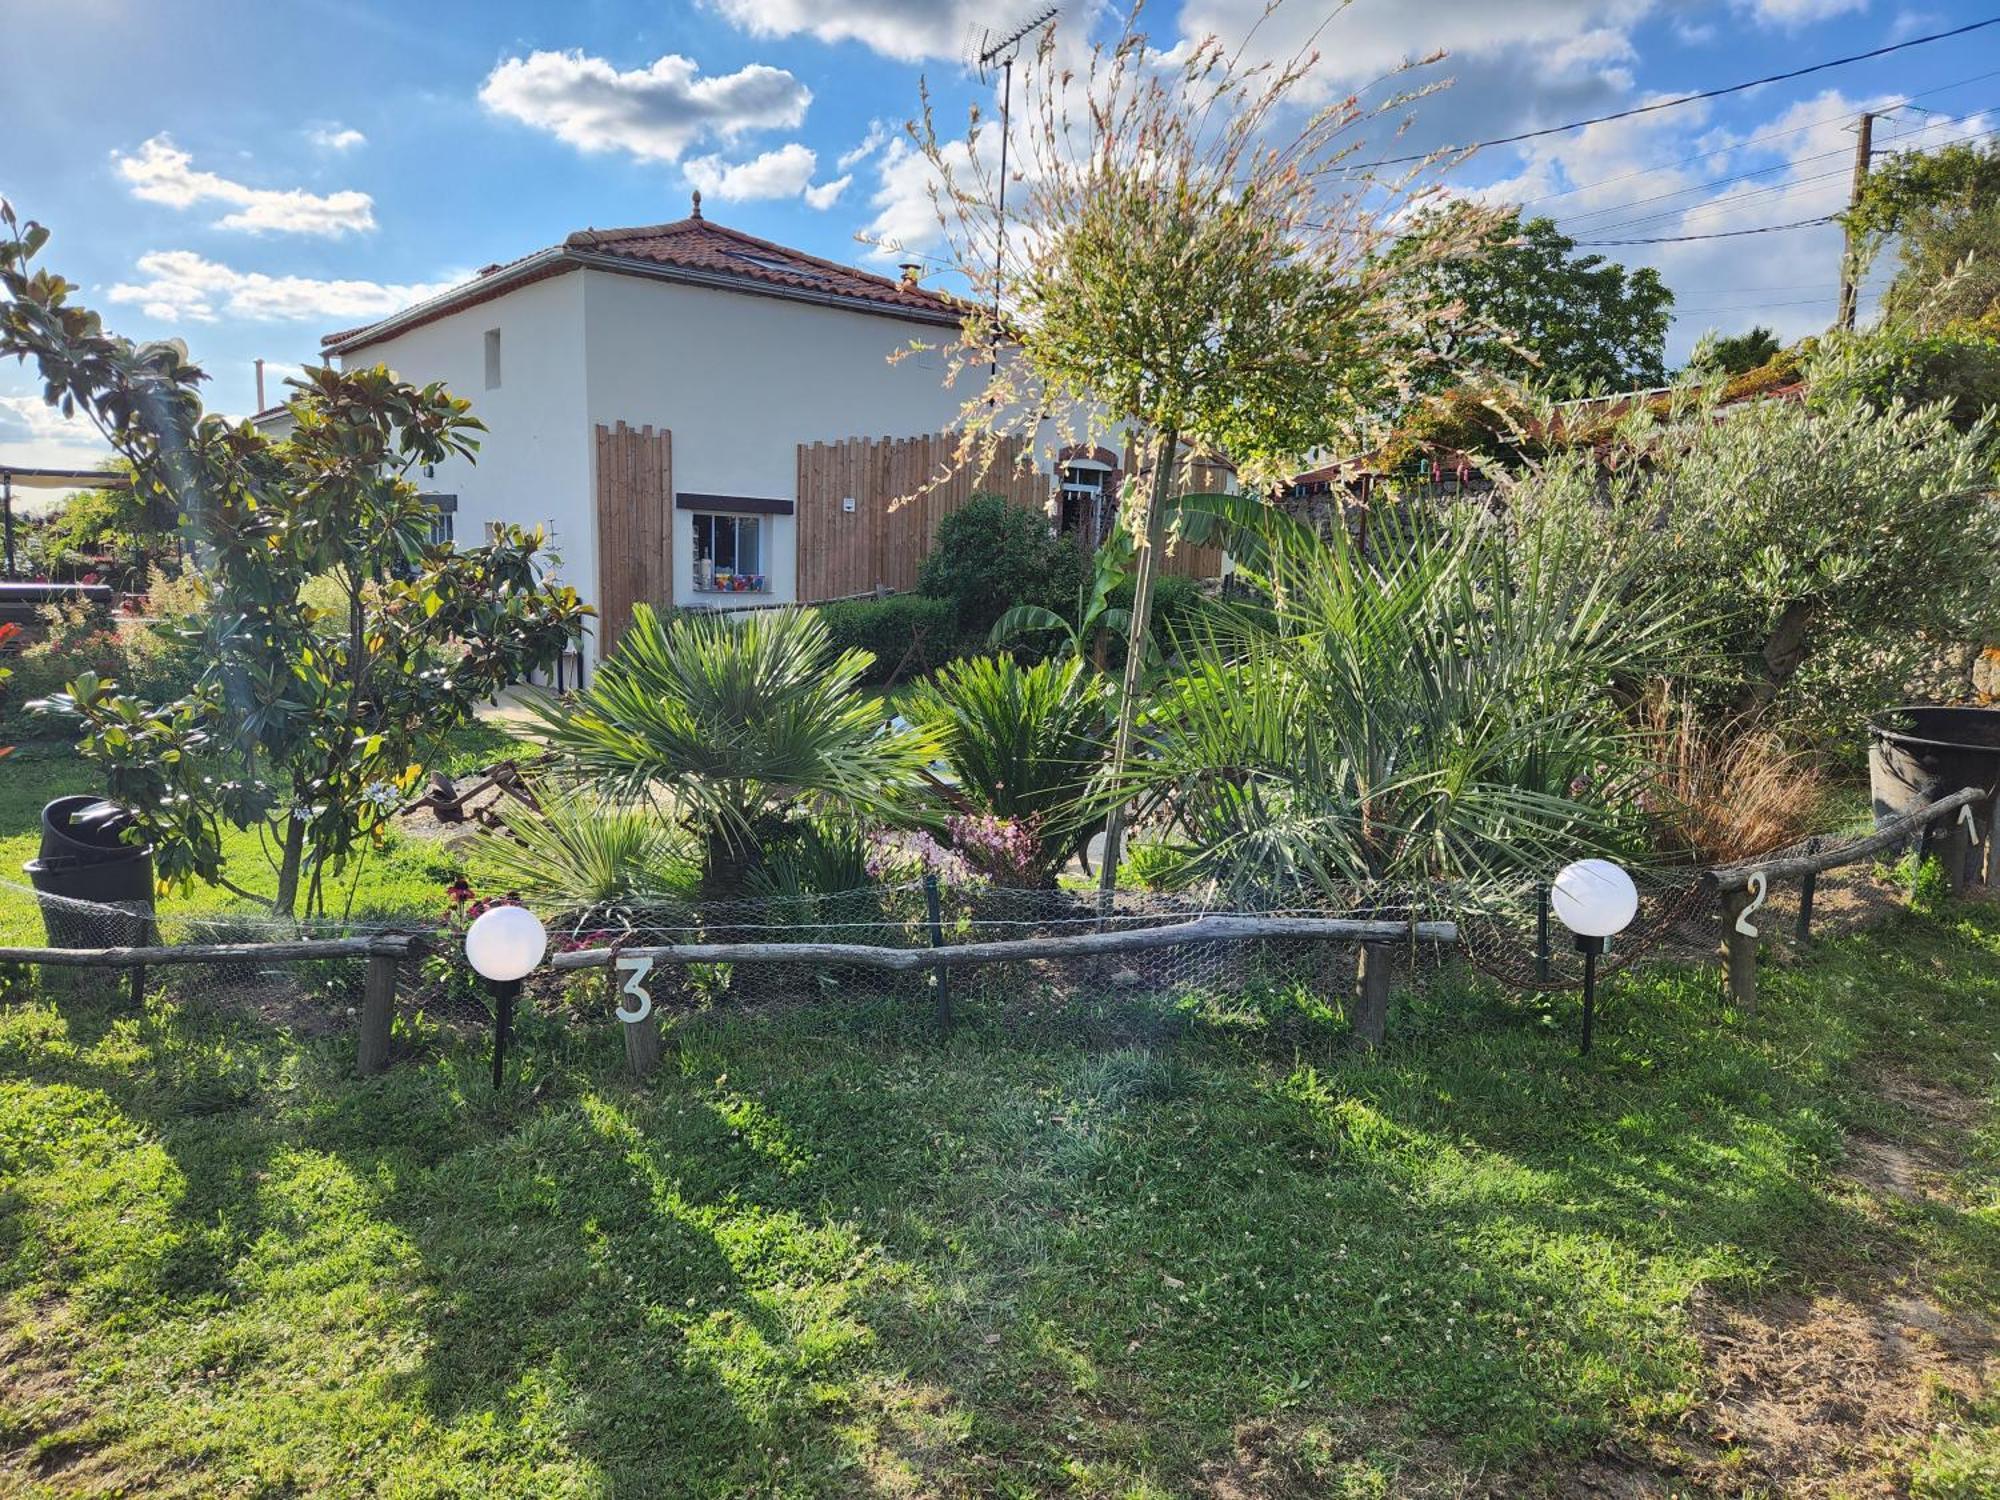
[1513,67,2000,208]
[1354,14,2000,170]
[1573,215,1836,246]
[1572,120,2000,239]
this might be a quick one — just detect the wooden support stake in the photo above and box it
[622,1007,662,1078]
[1353,943,1391,1048]
[358,948,399,1076]
[1722,889,1758,1015]
[1940,818,1972,896]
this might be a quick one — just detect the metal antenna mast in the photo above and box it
[966,5,1058,374]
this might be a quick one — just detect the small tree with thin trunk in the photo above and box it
[910,5,1490,893]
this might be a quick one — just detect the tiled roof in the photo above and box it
[565,216,955,319]
[322,211,958,354]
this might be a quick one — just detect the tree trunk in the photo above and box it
[1735,599,1815,715]
[1098,427,1180,905]
[273,814,306,919]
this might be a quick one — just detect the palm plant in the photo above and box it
[902,653,1114,885]
[529,606,934,898]
[1142,506,1691,900]
[470,785,699,914]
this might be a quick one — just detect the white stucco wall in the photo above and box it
[335,271,593,615]
[580,268,975,612]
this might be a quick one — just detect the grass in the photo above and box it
[0,722,520,943]
[1,900,1997,1495]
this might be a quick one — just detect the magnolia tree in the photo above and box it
[1,205,589,915]
[910,6,1491,892]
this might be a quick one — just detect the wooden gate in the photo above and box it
[795,432,1049,599]
[594,422,672,654]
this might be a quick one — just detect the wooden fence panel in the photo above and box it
[595,422,672,654]
[796,431,1051,599]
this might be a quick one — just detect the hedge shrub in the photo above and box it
[917,496,1088,642]
[815,594,958,685]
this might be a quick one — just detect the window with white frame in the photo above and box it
[691,513,766,591]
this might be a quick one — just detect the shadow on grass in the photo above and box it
[0,903,1995,1495]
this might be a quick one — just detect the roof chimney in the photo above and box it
[690,189,703,220]
[898,261,922,286]
[254,357,266,411]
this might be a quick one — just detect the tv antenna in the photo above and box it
[965,5,1058,374]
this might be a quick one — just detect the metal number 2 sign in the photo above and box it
[614,954,654,1024]
[1734,870,1768,938]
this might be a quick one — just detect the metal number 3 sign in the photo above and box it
[614,954,654,1024]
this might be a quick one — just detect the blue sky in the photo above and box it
[3,0,1996,473]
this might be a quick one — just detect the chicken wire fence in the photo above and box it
[0,806,1969,1054]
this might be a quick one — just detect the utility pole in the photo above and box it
[1837,110,1875,331]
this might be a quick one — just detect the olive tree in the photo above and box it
[912,6,1489,892]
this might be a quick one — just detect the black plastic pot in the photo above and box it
[1867,704,2000,825]
[23,797,154,948]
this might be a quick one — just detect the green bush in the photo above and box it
[917,496,1088,641]
[1123,838,1195,891]
[0,600,205,736]
[815,594,958,684]
[1808,325,2000,432]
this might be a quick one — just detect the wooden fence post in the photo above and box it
[1722,890,1758,1015]
[1353,943,1391,1048]
[1794,870,1816,944]
[623,1007,662,1078]
[357,941,401,1076]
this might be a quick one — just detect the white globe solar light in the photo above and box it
[1550,859,1638,941]
[464,904,548,981]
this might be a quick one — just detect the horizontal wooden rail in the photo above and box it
[550,914,1458,974]
[1708,785,1986,892]
[0,934,422,967]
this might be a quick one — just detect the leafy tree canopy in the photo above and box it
[1389,204,1675,396]
[1845,138,2000,330]
[1686,325,1783,378]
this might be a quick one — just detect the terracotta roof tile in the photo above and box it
[564,215,956,318]
[322,214,959,354]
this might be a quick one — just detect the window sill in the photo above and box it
[692,585,771,596]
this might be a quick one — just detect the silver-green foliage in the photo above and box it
[1504,382,1999,745]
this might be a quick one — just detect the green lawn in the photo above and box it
[0,724,520,943]
[2,900,1997,1495]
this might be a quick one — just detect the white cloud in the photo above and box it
[837,119,893,171]
[804,174,852,210]
[1734,0,1868,25]
[479,50,811,163]
[684,142,819,200]
[0,389,115,477]
[113,134,376,237]
[308,125,367,151]
[105,249,461,325]
[709,0,973,62]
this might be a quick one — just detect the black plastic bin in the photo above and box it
[1868,705,2000,824]
[22,797,155,949]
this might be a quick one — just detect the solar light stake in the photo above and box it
[1575,933,1607,1054]
[463,905,548,1091]
[1549,859,1638,1056]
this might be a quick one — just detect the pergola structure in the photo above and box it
[0,465,127,578]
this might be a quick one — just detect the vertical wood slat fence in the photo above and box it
[796,431,1049,599]
[594,422,673,655]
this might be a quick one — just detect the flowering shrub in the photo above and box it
[945,812,1043,886]
[864,828,977,887]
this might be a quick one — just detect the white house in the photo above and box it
[321,198,1227,672]
[319,201,999,656]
